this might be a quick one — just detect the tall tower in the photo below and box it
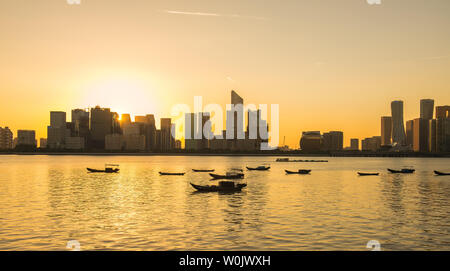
[380,116,392,146]
[391,100,406,146]
[420,99,434,120]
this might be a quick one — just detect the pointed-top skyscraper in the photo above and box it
[391,100,406,146]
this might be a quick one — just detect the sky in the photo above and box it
[1,0,450,148]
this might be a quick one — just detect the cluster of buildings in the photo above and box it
[184,90,269,151]
[298,99,450,153]
[380,99,450,153]
[44,107,180,151]
[1,90,269,152]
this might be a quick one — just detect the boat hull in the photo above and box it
[159,172,185,176]
[285,170,311,174]
[192,169,215,172]
[246,166,270,171]
[209,173,244,179]
[190,183,246,192]
[357,172,379,176]
[87,168,119,173]
[434,170,450,176]
[387,168,415,174]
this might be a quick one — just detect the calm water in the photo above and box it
[0,155,449,251]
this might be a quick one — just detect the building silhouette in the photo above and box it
[350,138,359,150]
[413,118,429,152]
[322,131,343,151]
[405,120,414,147]
[420,99,434,120]
[0,126,13,149]
[47,111,67,149]
[391,100,406,146]
[300,131,322,151]
[435,106,450,152]
[380,116,392,146]
[90,106,114,149]
[16,130,37,147]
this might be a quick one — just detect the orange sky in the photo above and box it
[1,0,450,148]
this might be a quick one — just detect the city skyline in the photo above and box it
[1,1,450,148]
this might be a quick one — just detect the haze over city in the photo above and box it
[1,0,450,147]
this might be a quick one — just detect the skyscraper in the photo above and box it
[0,127,13,149]
[322,131,343,151]
[420,99,434,120]
[391,100,406,146]
[380,116,392,146]
[435,106,450,152]
[350,138,359,150]
[16,130,37,147]
[160,118,173,151]
[406,120,414,147]
[90,106,113,149]
[413,118,429,152]
[47,111,67,149]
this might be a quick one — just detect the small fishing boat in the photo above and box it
[209,172,244,179]
[87,164,120,173]
[159,172,185,176]
[357,172,379,176]
[192,169,215,172]
[276,158,328,163]
[387,168,415,174]
[190,181,247,192]
[246,166,270,171]
[285,169,311,174]
[434,170,450,176]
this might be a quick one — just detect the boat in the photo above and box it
[357,172,379,176]
[192,169,215,172]
[246,166,270,171]
[159,172,185,176]
[87,164,120,173]
[209,172,244,179]
[387,168,415,174]
[276,158,328,163]
[285,169,311,174]
[190,181,247,192]
[434,170,450,176]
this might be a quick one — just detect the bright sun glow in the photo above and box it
[80,76,159,120]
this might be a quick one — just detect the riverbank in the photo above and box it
[1,151,450,157]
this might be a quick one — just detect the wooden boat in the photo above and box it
[434,170,450,176]
[357,172,379,176]
[246,166,270,171]
[159,172,185,176]
[387,168,415,174]
[276,158,328,163]
[209,172,244,179]
[285,169,311,174]
[87,164,119,173]
[192,169,215,172]
[190,181,247,192]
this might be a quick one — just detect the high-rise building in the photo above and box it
[420,99,434,120]
[47,111,67,149]
[228,90,245,148]
[0,127,13,149]
[435,106,450,152]
[322,131,343,151]
[160,118,173,151]
[120,114,132,128]
[300,131,323,152]
[350,138,359,150]
[429,119,437,152]
[413,118,429,152]
[135,114,157,151]
[39,138,47,149]
[16,130,37,147]
[71,109,90,139]
[391,100,406,146]
[406,120,414,147]
[380,116,392,146]
[90,106,113,149]
[361,136,381,152]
